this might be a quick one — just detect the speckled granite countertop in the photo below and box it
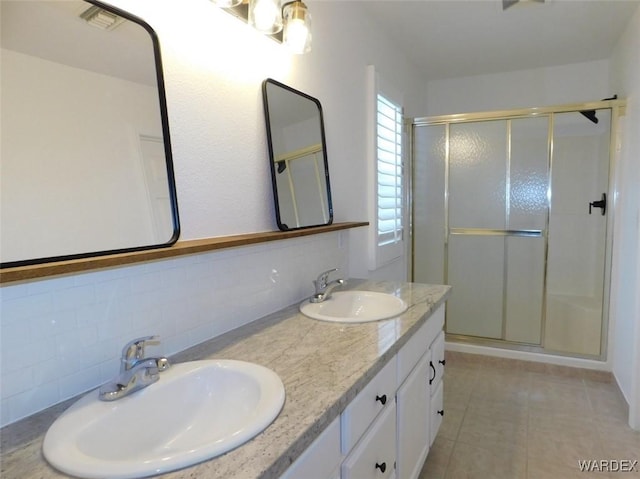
[0,279,451,479]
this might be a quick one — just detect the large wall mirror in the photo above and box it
[262,79,332,231]
[1,0,179,268]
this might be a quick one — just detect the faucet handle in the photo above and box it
[121,335,159,370]
[315,268,339,289]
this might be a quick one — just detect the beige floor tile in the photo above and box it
[445,365,480,383]
[592,412,630,431]
[529,370,586,388]
[470,372,530,403]
[587,387,629,421]
[529,382,591,413]
[477,356,531,373]
[419,437,455,479]
[529,374,587,393]
[445,441,527,479]
[444,382,473,411]
[581,369,615,384]
[528,458,612,478]
[528,407,597,437]
[528,429,605,470]
[426,352,636,479]
[438,407,465,441]
[457,412,527,451]
[444,352,484,370]
[598,423,640,464]
[467,396,529,423]
[472,382,531,398]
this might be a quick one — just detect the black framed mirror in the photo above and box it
[0,0,179,268]
[262,78,332,231]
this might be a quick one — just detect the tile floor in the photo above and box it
[419,352,640,478]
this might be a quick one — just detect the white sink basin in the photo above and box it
[43,360,285,479]
[300,290,408,323]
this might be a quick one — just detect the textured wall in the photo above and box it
[609,4,640,427]
[0,0,426,425]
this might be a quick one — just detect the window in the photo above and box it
[367,66,405,271]
[376,94,404,248]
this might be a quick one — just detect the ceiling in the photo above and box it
[361,0,640,81]
[1,1,156,85]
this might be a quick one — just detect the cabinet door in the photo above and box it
[279,417,341,479]
[430,331,445,390]
[396,352,431,479]
[430,380,444,446]
[342,402,396,479]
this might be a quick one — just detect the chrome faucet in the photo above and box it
[310,268,345,303]
[99,335,170,401]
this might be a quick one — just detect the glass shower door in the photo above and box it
[544,109,611,356]
[444,116,549,343]
[412,105,613,357]
[447,120,508,339]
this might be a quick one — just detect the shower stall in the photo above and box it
[410,100,623,359]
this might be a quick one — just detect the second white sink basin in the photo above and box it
[300,290,408,323]
[43,360,285,479]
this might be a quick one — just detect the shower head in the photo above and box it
[579,95,617,125]
[579,110,599,124]
[502,0,544,10]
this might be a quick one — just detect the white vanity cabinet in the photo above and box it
[395,304,445,479]
[279,304,446,479]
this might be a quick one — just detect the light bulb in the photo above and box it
[284,18,309,53]
[249,0,283,34]
[283,1,311,53]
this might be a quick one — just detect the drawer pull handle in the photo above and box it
[439,359,446,366]
[375,394,387,405]
[429,361,436,385]
[375,462,387,473]
[438,409,444,416]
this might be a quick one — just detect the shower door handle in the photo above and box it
[589,193,606,216]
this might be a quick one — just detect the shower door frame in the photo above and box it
[408,99,626,361]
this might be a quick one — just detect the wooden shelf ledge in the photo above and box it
[0,222,369,285]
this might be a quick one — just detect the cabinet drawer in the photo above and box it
[430,380,444,446]
[341,356,397,453]
[279,416,341,479]
[342,402,397,479]
[397,321,429,387]
[426,304,445,342]
[430,330,445,390]
[397,304,445,387]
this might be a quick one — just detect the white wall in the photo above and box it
[425,59,611,116]
[609,4,640,429]
[0,0,425,425]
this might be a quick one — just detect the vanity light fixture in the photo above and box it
[210,0,243,8]
[283,0,311,54]
[210,0,312,53]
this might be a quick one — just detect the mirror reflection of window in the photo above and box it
[262,78,332,231]
[0,0,179,267]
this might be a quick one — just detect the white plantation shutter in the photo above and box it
[376,94,403,247]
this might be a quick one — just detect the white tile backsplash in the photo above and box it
[0,231,349,426]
